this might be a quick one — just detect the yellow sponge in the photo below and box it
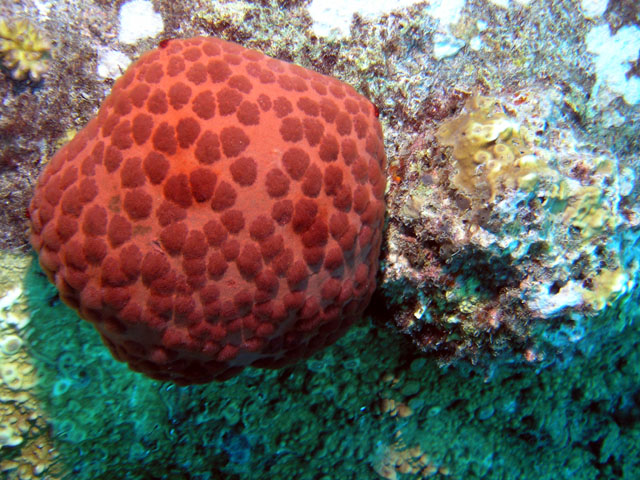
[436,95,547,201]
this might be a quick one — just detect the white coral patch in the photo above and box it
[0,288,21,311]
[118,0,164,45]
[528,281,584,316]
[580,0,608,18]
[97,48,131,79]
[586,24,640,105]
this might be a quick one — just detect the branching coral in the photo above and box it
[0,18,51,81]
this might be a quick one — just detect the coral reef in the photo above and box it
[0,253,60,480]
[381,87,638,363]
[0,19,51,81]
[435,95,546,201]
[28,36,386,384]
[372,430,446,480]
[0,0,639,478]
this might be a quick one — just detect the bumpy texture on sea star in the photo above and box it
[28,37,386,384]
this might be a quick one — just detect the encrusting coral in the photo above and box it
[0,18,51,81]
[0,253,60,479]
[435,95,548,202]
[372,430,448,480]
[28,37,386,384]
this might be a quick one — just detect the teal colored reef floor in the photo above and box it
[1,257,636,479]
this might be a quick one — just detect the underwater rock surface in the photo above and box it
[383,89,639,365]
[0,0,639,479]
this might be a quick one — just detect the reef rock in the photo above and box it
[381,89,639,364]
